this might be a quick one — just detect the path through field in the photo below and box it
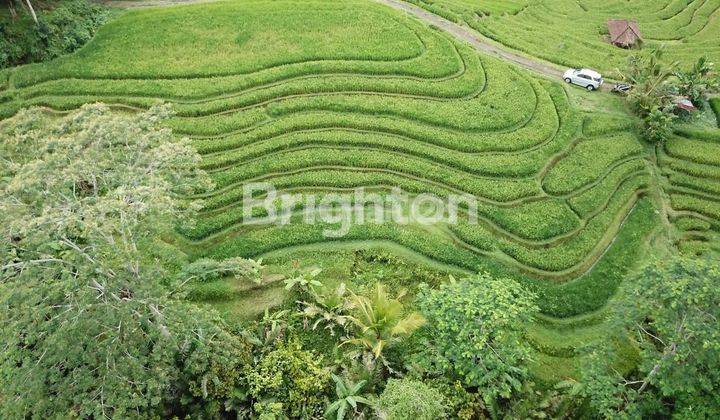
[376,0,565,80]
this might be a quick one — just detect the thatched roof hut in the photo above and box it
[608,19,643,48]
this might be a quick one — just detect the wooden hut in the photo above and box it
[607,19,643,48]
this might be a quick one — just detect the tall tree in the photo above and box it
[0,104,254,417]
[415,274,538,414]
[582,256,720,418]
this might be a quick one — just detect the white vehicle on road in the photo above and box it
[563,68,604,91]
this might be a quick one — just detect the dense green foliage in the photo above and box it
[415,274,538,408]
[0,105,251,417]
[582,257,720,418]
[3,1,719,417]
[0,0,663,391]
[377,378,448,419]
[246,342,331,417]
[0,0,108,69]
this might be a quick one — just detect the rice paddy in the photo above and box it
[660,121,720,255]
[406,0,720,77]
[3,0,710,382]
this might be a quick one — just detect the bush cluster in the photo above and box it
[0,0,108,69]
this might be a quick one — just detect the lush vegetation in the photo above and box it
[0,0,655,316]
[0,105,243,417]
[1,0,719,418]
[0,0,109,68]
[0,0,659,387]
[407,0,720,77]
[582,256,720,418]
[414,274,538,411]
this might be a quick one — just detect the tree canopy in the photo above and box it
[583,256,720,418]
[414,274,539,409]
[0,104,252,417]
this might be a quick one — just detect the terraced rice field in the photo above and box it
[0,0,666,380]
[406,0,720,76]
[659,121,720,255]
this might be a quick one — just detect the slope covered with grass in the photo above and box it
[406,0,720,77]
[659,121,720,255]
[0,0,659,382]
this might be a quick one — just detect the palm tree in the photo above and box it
[343,284,426,362]
[621,46,679,113]
[325,374,374,420]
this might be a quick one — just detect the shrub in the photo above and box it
[377,378,448,420]
[245,342,331,418]
[0,0,109,69]
[710,97,720,127]
[642,105,677,143]
[415,274,538,407]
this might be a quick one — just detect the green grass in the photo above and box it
[542,132,645,195]
[710,97,720,127]
[11,1,426,84]
[658,123,720,253]
[407,0,720,77]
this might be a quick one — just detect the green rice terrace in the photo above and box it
[407,0,720,77]
[1,0,719,415]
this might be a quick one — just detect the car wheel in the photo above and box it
[586,84,595,91]
[564,78,572,84]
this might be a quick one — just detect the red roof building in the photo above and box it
[607,19,643,48]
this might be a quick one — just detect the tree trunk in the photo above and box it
[7,0,18,20]
[638,342,677,394]
[24,0,39,25]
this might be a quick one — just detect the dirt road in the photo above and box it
[376,0,567,80]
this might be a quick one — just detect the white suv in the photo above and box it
[563,68,603,91]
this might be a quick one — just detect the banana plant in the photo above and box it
[299,282,351,336]
[325,374,374,420]
[284,266,322,292]
[239,308,291,354]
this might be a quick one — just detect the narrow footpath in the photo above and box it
[376,0,615,91]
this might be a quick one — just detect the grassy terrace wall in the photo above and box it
[660,118,720,255]
[0,0,659,381]
[406,0,720,77]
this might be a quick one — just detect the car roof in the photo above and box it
[578,68,602,78]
